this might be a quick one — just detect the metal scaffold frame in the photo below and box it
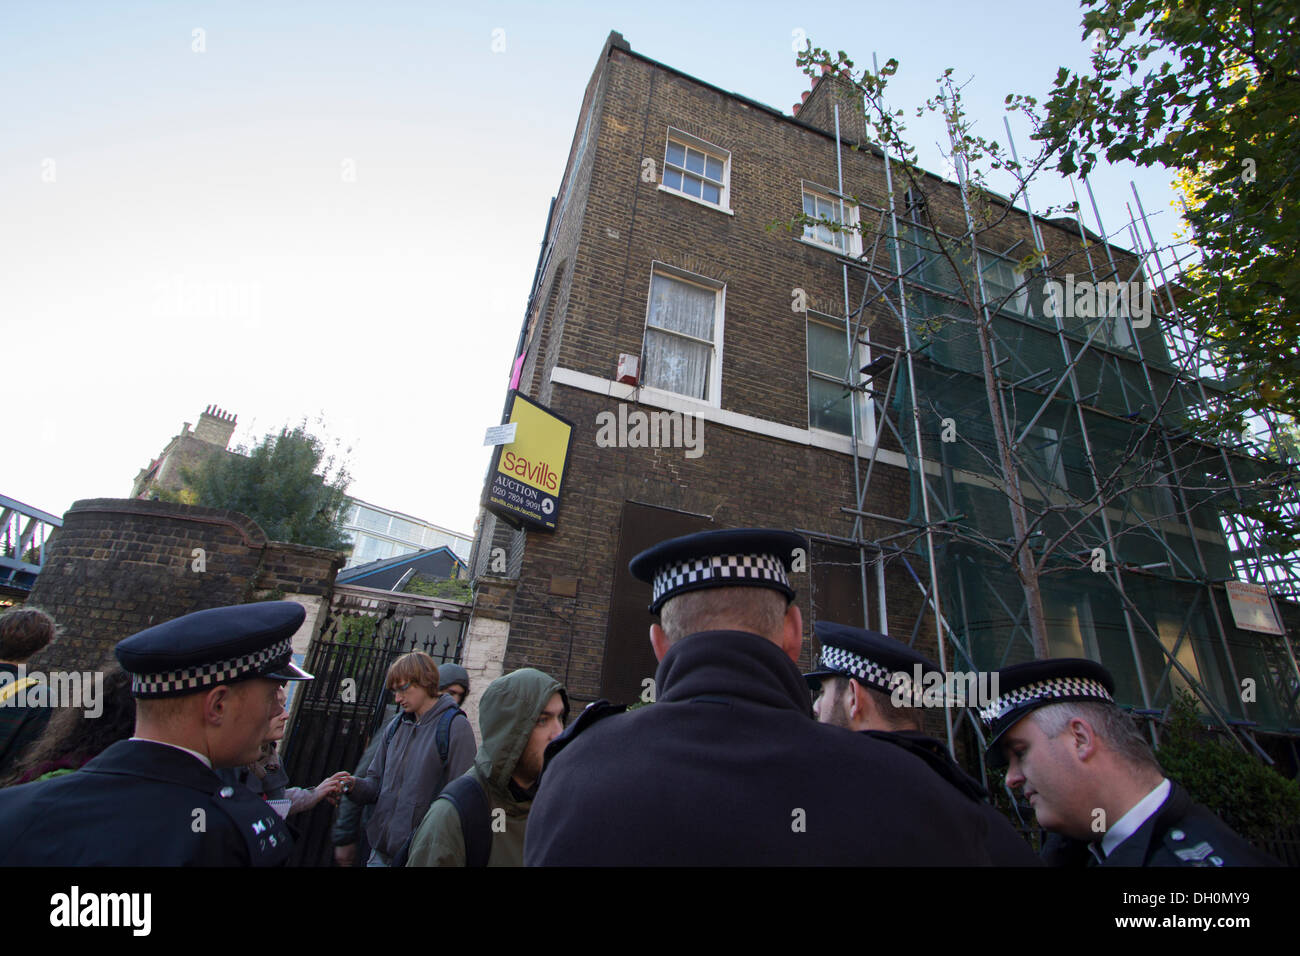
[799,79,1300,778]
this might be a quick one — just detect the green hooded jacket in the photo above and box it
[406,668,565,867]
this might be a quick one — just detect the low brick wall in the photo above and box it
[27,498,344,673]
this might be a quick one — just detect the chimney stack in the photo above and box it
[192,404,238,449]
[791,70,866,143]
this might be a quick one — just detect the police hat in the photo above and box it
[804,621,938,696]
[629,528,805,614]
[115,601,314,699]
[979,658,1115,767]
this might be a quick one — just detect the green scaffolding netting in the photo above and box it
[886,284,1300,732]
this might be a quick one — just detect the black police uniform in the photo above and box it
[526,629,999,865]
[0,601,308,866]
[862,729,1040,866]
[804,621,1039,866]
[0,739,293,865]
[981,658,1281,868]
[1041,781,1281,867]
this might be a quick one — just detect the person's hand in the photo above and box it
[339,773,357,796]
[315,771,350,806]
[334,843,357,867]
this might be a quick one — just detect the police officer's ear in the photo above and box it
[202,684,236,726]
[847,678,870,722]
[650,622,671,662]
[1067,716,1101,763]
[779,602,802,663]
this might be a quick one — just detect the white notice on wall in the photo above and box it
[483,423,518,446]
[1225,581,1284,635]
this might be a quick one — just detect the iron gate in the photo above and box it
[281,587,466,866]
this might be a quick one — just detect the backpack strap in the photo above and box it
[382,714,403,750]
[386,707,465,763]
[436,774,493,867]
[434,706,467,764]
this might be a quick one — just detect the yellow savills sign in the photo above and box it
[484,392,574,532]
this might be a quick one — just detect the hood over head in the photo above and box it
[475,667,567,792]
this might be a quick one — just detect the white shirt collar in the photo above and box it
[129,737,213,770]
[1101,777,1170,856]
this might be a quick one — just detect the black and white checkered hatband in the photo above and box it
[978,675,1113,728]
[650,552,791,613]
[818,644,896,693]
[130,638,294,698]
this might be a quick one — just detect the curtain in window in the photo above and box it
[807,318,855,435]
[644,274,715,399]
[807,320,847,376]
[803,193,846,251]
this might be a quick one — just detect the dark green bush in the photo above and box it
[1156,689,1300,843]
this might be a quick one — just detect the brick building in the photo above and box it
[131,405,240,500]
[463,33,1300,767]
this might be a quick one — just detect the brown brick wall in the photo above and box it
[28,498,343,673]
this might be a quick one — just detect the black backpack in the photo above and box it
[431,774,493,867]
[391,772,492,868]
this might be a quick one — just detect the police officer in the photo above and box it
[981,658,1280,867]
[0,601,309,866]
[806,621,1040,865]
[524,528,998,865]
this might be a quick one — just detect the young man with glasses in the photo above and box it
[342,651,476,866]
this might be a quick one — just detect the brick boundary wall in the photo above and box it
[26,498,343,674]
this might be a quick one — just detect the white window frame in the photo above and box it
[806,309,871,441]
[800,182,862,257]
[981,255,1032,318]
[640,262,725,407]
[659,128,732,213]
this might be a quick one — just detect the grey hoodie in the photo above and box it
[346,692,476,858]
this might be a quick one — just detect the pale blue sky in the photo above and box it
[2,1,1183,537]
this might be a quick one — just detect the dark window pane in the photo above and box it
[808,320,848,376]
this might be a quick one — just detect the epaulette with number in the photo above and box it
[212,783,295,866]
